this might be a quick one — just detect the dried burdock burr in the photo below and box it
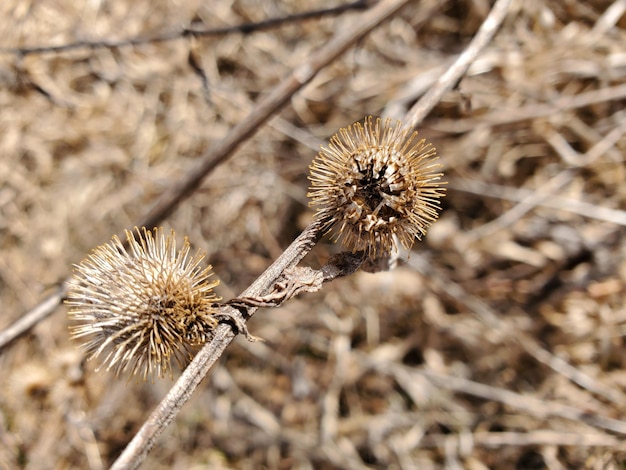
[65,227,221,380]
[308,116,446,256]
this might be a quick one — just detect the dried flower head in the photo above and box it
[66,227,220,380]
[308,116,445,256]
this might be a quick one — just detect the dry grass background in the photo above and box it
[1,0,626,468]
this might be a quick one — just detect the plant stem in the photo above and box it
[404,0,513,129]
[110,217,326,470]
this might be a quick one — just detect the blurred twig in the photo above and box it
[361,347,626,435]
[404,0,513,129]
[418,430,625,450]
[461,169,576,243]
[590,0,626,36]
[110,1,414,467]
[0,0,371,56]
[0,285,66,352]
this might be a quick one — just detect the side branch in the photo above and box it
[110,217,328,470]
[228,251,366,309]
[0,0,371,56]
[404,0,512,129]
[0,285,66,352]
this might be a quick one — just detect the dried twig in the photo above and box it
[361,352,626,435]
[0,285,66,352]
[461,169,576,243]
[110,216,325,469]
[416,368,626,435]
[590,0,626,36]
[404,0,513,129]
[229,252,365,308]
[0,1,371,56]
[418,430,625,450]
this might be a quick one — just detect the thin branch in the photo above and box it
[590,0,626,36]
[404,0,513,129]
[0,1,371,56]
[138,0,413,230]
[0,285,66,352]
[460,113,626,242]
[0,0,413,351]
[110,216,329,469]
[229,251,366,308]
[461,169,576,243]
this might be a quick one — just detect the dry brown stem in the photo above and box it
[452,178,626,226]
[433,83,626,133]
[0,1,370,56]
[110,216,325,469]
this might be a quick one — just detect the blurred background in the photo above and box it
[1,0,625,468]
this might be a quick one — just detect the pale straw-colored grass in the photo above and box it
[1,0,625,468]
